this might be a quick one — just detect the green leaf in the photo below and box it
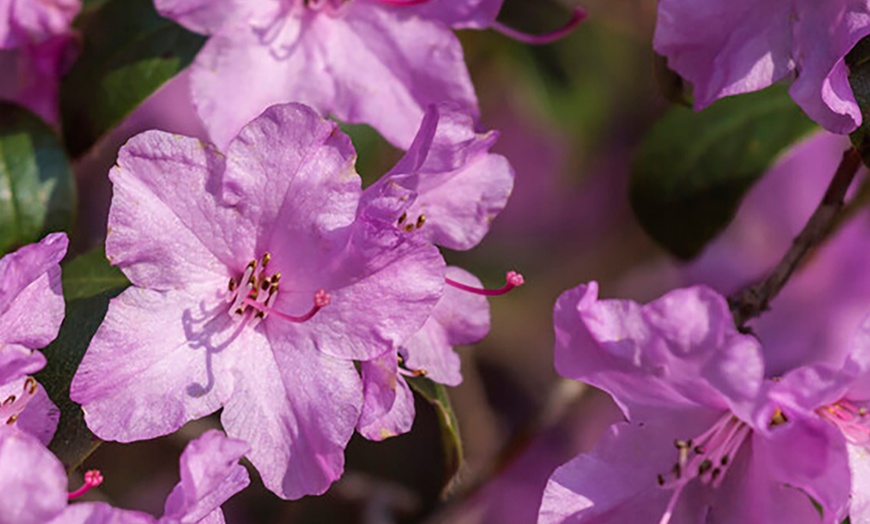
[37,290,123,469]
[407,376,463,495]
[0,103,76,256]
[61,247,130,300]
[60,0,205,156]
[630,84,818,260]
[847,36,870,165]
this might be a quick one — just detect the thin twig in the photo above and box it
[729,147,863,327]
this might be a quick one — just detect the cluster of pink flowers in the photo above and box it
[10,0,870,521]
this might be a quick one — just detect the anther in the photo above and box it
[398,212,407,225]
[415,214,426,229]
[6,414,17,425]
[445,271,525,297]
[2,396,14,406]
[68,470,104,500]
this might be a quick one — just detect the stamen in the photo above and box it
[656,414,751,524]
[492,7,586,45]
[818,398,870,443]
[0,377,39,426]
[244,289,330,323]
[68,470,103,500]
[445,271,525,297]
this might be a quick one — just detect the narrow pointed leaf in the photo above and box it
[407,376,463,496]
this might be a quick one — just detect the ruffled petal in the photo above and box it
[0,428,67,524]
[107,132,255,291]
[358,351,414,440]
[221,337,362,499]
[71,286,237,441]
[162,430,250,522]
[553,282,765,419]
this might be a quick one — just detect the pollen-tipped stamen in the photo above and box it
[446,270,524,297]
[0,377,39,426]
[818,398,870,443]
[244,289,331,323]
[68,470,103,500]
[657,414,752,524]
[492,7,586,45]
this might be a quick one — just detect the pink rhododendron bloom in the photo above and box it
[540,282,851,523]
[155,0,498,149]
[654,1,870,133]
[0,428,248,524]
[0,0,79,122]
[0,232,67,385]
[355,104,516,439]
[70,103,445,499]
[764,314,870,522]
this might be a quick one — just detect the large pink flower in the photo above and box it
[70,103,445,499]
[540,282,851,523]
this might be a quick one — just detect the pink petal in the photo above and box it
[71,286,236,441]
[220,338,362,499]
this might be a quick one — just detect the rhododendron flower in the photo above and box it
[0,0,79,122]
[155,0,493,149]
[70,103,444,499]
[0,232,67,385]
[539,283,850,523]
[654,1,870,133]
[0,428,248,524]
[355,104,515,439]
[764,314,870,522]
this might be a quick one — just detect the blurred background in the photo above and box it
[65,0,869,521]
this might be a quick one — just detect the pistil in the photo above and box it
[68,470,104,500]
[446,271,524,297]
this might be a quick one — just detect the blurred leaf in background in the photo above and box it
[630,84,818,260]
[60,0,204,156]
[0,103,76,257]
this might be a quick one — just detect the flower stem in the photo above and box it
[729,147,863,327]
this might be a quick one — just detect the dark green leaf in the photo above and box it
[407,376,463,496]
[61,247,130,300]
[37,290,123,469]
[630,84,818,259]
[0,103,76,256]
[60,0,205,156]
[847,36,870,165]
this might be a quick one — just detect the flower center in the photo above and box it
[818,398,870,444]
[225,253,329,328]
[656,414,752,524]
[0,377,39,426]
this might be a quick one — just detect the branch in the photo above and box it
[729,147,863,327]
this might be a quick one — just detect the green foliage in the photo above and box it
[38,290,123,469]
[407,376,463,495]
[630,85,818,259]
[0,103,75,257]
[60,0,205,156]
[61,247,130,301]
[38,249,130,468]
